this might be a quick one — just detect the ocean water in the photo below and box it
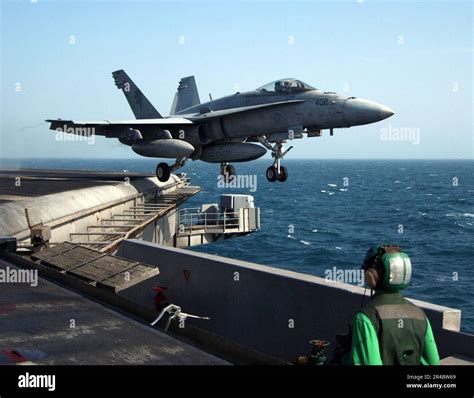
[2,158,473,332]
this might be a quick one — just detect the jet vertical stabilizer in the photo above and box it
[112,69,162,119]
[170,76,201,114]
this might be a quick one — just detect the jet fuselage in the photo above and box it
[175,89,393,143]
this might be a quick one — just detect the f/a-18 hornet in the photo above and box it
[47,70,394,182]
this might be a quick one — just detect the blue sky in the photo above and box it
[1,0,472,159]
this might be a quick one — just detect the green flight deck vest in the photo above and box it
[360,291,427,365]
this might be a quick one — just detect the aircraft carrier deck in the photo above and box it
[0,169,271,365]
[0,169,473,366]
[0,170,227,364]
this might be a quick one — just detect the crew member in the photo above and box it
[347,245,439,365]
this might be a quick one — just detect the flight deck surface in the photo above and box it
[0,257,228,365]
[0,169,153,204]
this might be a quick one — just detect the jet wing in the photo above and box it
[46,100,303,138]
[47,117,192,129]
[185,100,304,121]
[46,117,194,138]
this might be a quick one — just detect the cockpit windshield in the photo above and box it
[256,79,316,94]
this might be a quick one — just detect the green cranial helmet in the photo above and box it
[362,244,412,292]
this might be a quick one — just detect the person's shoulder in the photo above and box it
[401,295,428,320]
[359,297,377,316]
[354,311,372,324]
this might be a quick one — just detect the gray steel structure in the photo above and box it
[47,70,394,182]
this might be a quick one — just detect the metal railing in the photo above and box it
[178,207,242,233]
[68,187,201,252]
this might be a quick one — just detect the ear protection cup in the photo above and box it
[365,268,379,289]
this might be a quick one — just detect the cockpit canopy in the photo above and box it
[257,79,316,94]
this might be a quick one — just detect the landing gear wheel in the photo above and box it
[220,163,236,183]
[223,164,236,176]
[266,166,277,182]
[262,139,292,183]
[156,162,171,182]
[277,166,288,182]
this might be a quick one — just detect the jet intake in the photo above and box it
[132,139,195,158]
[197,121,225,145]
[199,143,267,163]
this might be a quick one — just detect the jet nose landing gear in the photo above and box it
[265,141,292,183]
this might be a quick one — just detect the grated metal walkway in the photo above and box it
[31,242,159,293]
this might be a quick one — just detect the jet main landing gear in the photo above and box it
[220,162,236,177]
[266,164,288,182]
[265,141,292,183]
[220,162,236,182]
[156,157,187,182]
[156,163,171,182]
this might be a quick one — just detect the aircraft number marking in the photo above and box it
[315,99,329,106]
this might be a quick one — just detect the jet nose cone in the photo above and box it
[343,98,394,126]
[379,105,395,120]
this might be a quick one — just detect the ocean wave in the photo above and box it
[311,228,340,236]
[445,212,474,218]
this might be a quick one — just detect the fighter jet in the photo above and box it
[47,70,394,183]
